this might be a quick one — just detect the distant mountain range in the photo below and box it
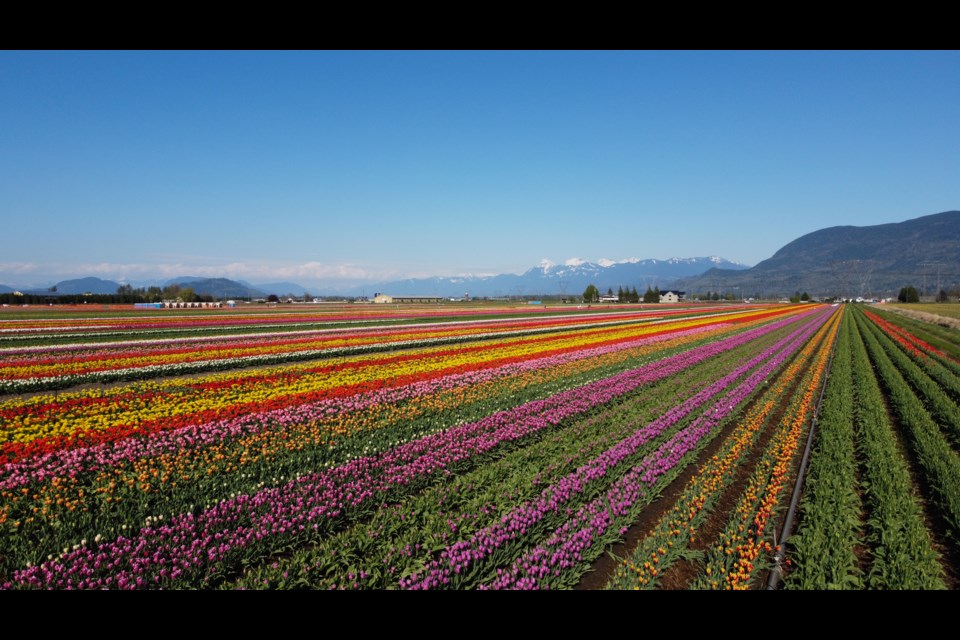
[0,258,750,299]
[163,277,267,299]
[351,257,749,298]
[674,210,960,298]
[253,282,316,297]
[43,277,122,295]
[3,210,957,299]
[5,277,306,299]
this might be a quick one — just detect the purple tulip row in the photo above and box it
[4,309,822,589]
[399,308,830,589]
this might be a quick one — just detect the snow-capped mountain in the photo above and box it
[346,257,749,298]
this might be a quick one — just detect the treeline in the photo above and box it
[581,285,668,303]
[582,285,642,303]
[898,286,957,303]
[1,284,232,306]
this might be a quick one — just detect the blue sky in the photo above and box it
[2,50,958,288]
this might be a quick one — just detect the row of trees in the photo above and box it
[899,286,957,303]
[898,286,920,303]
[698,291,755,301]
[115,284,205,303]
[1,284,220,306]
[581,285,660,303]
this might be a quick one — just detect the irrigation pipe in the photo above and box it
[765,315,840,591]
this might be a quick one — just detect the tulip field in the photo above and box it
[1,302,957,589]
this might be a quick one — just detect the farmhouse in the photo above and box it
[659,290,685,303]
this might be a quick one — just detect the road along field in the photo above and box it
[1,302,956,589]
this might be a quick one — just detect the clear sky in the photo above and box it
[2,50,958,288]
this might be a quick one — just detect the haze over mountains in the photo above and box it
[5,258,749,299]
[354,257,748,298]
[3,211,958,299]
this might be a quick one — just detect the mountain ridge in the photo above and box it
[4,210,957,300]
[674,210,960,298]
[354,256,749,298]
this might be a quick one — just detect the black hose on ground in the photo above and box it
[765,317,840,590]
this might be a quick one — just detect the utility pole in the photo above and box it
[919,262,930,299]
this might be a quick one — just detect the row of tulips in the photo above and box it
[1,309,698,376]
[0,311,722,393]
[783,310,863,588]
[788,311,945,589]
[863,309,959,365]
[0,321,736,559]
[0,306,725,345]
[0,309,711,356]
[859,311,960,448]
[0,307,544,335]
[2,307,821,588]
[853,307,960,549]
[470,308,835,590]
[602,308,837,589]
[0,323,721,489]
[846,312,946,588]
[873,308,960,366]
[692,304,841,589]
[1,308,801,462]
[224,332,767,590]
[862,310,960,407]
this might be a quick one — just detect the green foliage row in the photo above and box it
[787,315,863,589]
[855,308,960,552]
[848,312,946,588]
[859,311,960,451]
[867,308,960,378]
